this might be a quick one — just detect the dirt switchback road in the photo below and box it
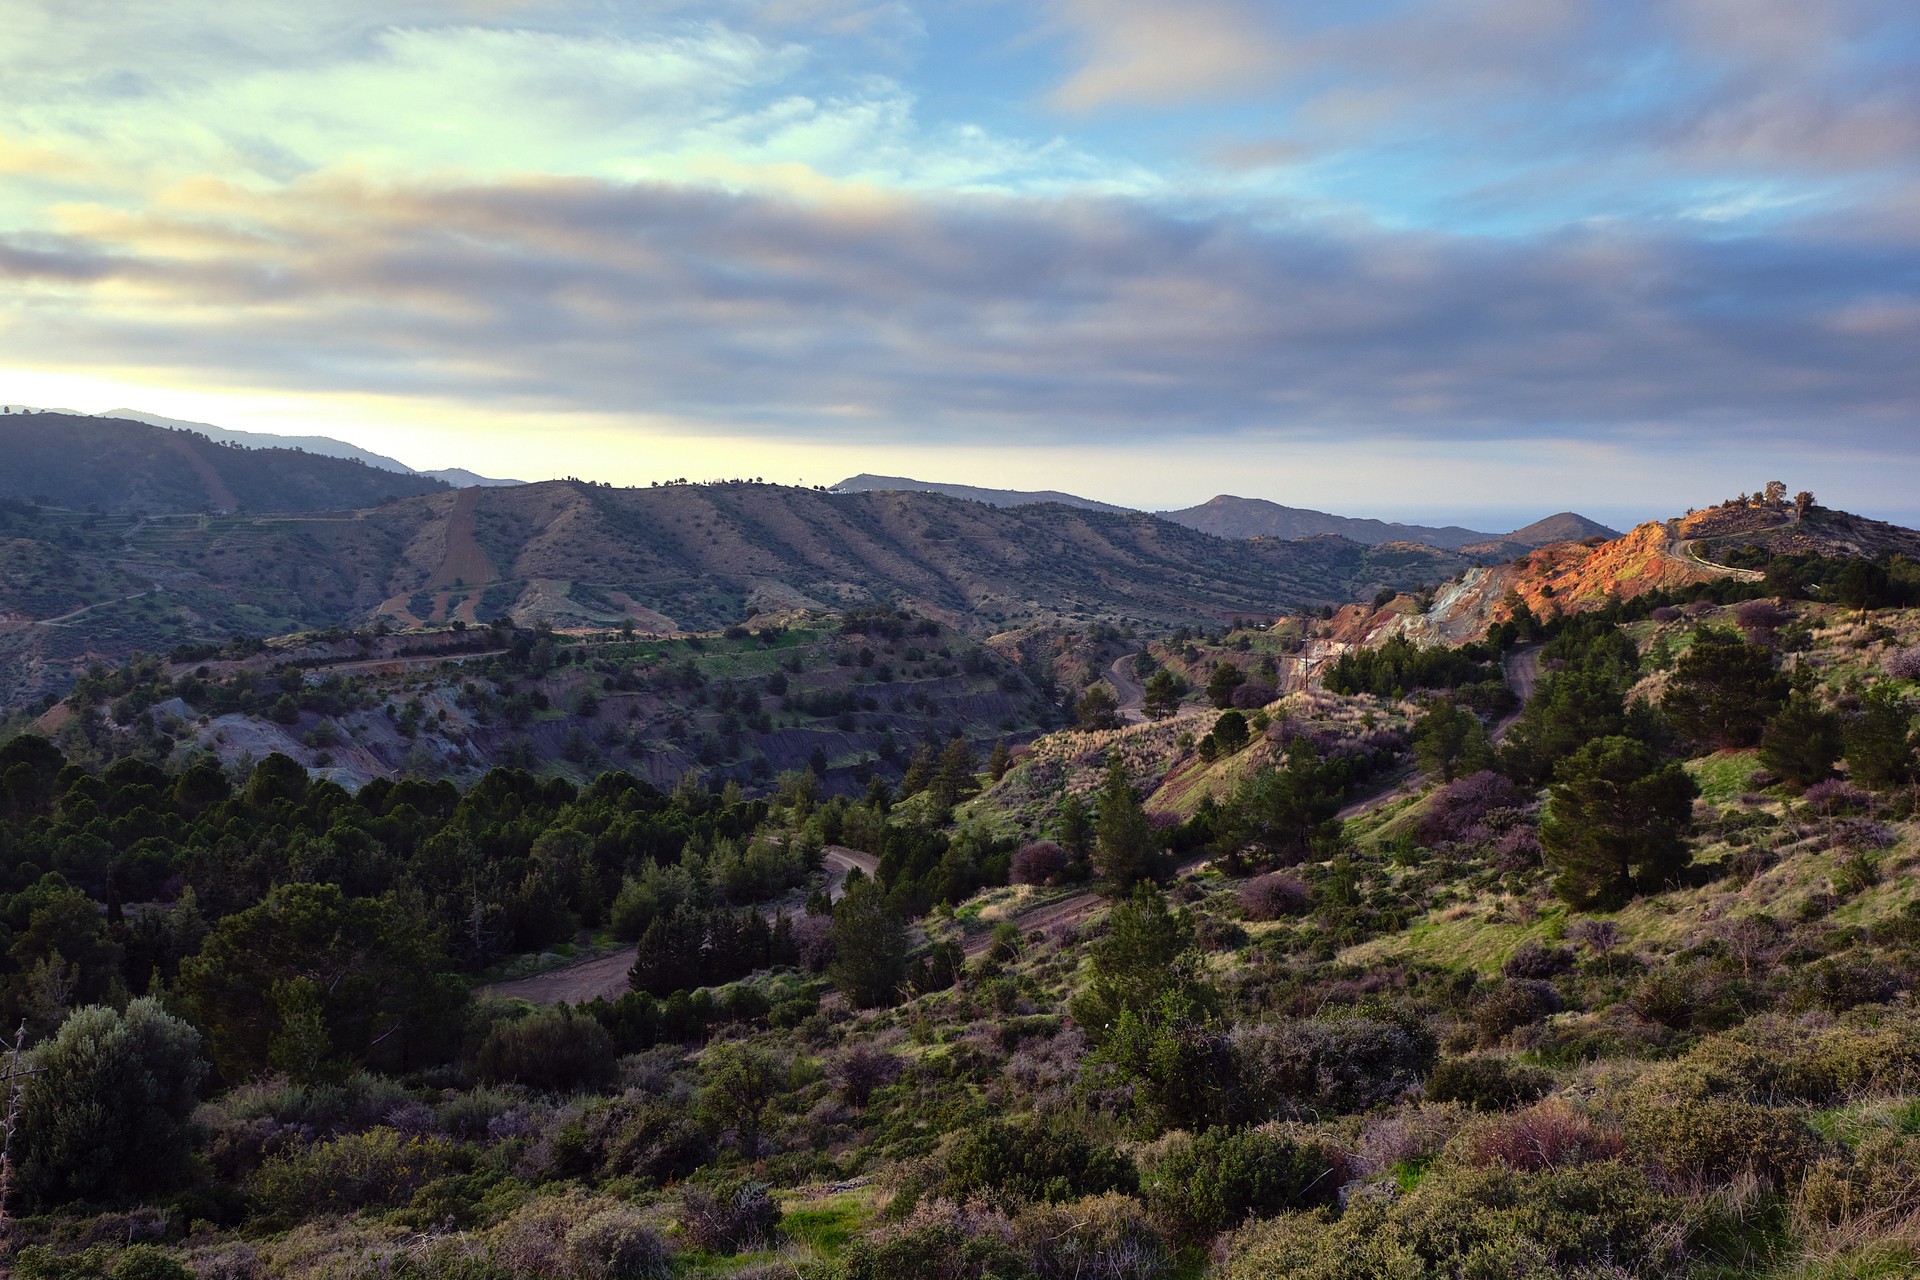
[482,846,879,1006]
[1108,653,1148,724]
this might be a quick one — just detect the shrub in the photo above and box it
[1470,980,1562,1047]
[939,1116,1137,1208]
[1141,1128,1341,1243]
[1456,1101,1624,1172]
[565,1206,675,1280]
[1625,1096,1817,1183]
[493,1191,674,1280]
[1500,941,1574,980]
[1420,771,1524,846]
[477,1008,618,1093]
[1238,872,1311,920]
[250,1126,453,1216]
[1228,682,1278,711]
[1218,1162,1683,1280]
[16,999,207,1206]
[1803,779,1870,815]
[112,1248,193,1280]
[1227,1015,1436,1119]
[1014,1193,1171,1280]
[1884,648,1920,680]
[832,1044,904,1107]
[1784,954,1898,1014]
[840,1200,1023,1280]
[678,1179,781,1253]
[1425,1057,1551,1112]
[1011,841,1068,886]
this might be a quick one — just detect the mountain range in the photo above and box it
[833,474,1618,550]
[103,409,524,488]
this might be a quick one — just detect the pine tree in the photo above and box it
[827,876,908,1008]
[1093,757,1157,891]
[1541,736,1696,908]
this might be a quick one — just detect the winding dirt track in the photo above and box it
[1657,517,1773,584]
[1107,653,1149,724]
[481,846,878,1006]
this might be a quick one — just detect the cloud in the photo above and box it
[3,172,1914,454]
[1046,0,1289,112]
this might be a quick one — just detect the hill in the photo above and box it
[1322,496,1920,652]
[1504,510,1621,545]
[5,509,1919,1277]
[0,412,449,513]
[1158,494,1496,547]
[831,473,1130,512]
[0,480,1470,712]
[105,408,525,488]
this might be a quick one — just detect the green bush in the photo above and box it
[1625,1095,1818,1183]
[678,1178,782,1253]
[16,998,207,1206]
[251,1126,454,1216]
[1014,1193,1171,1279]
[841,1201,1025,1280]
[1219,1162,1683,1280]
[476,1007,617,1093]
[1141,1128,1341,1243]
[1425,1056,1552,1112]
[15,1246,194,1280]
[938,1115,1137,1209]
[1226,1014,1435,1119]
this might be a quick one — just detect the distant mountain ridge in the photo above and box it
[832,473,1130,513]
[103,409,524,488]
[1158,494,1496,548]
[0,412,449,513]
[835,475,1614,551]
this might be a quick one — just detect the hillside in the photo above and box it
[1308,498,1920,654]
[106,408,526,488]
[0,480,1469,712]
[4,522,1918,1278]
[0,412,449,513]
[1159,494,1495,547]
[831,473,1130,512]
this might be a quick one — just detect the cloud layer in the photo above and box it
[0,0,1916,510]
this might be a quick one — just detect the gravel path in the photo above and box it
[480,846,879,1006]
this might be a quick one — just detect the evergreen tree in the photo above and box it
[1056,792,1093,861]
[1413,698,1493,783]
[987,740,1012,782]
[1758,692,1844,788]
[827,875,908,1008]
[1662,627,1787,749]
[1844,686,1917,791]
[1143,668,1185,719]
[1076,683,1121,730]
[1541,736,1696,908]
[1207,662,1247,709]
[1069,882,1216,1047]
[1093,757,1157,891]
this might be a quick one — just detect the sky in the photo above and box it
[1,0,1917,530]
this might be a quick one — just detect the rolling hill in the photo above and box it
[831,473,1131,512]
[1157,494,1497,547]
[103,409,524,488]
[0,479,1471,713]
[0,412,450,513]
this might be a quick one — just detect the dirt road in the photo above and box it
[481,846,879,1006]
[1107,653,1148,724]
[1657,518,1770,583]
